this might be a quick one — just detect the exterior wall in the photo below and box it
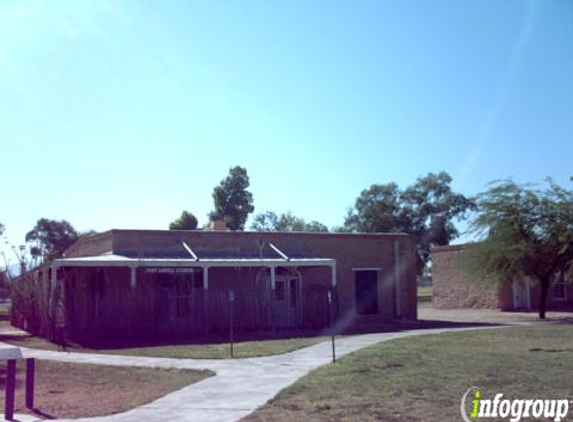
[13,230,419,345]
[106,230,418,326]
[531,282,573,311]
[432,245,500,309]
[431,244,573,312]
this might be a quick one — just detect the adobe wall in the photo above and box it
[65,230,418,328]
[431,245,500,309]
[111,230,419,326]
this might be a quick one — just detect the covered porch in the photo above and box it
[51,243,337,344]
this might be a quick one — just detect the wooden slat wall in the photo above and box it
[59,267,332,345]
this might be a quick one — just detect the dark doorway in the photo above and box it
[355,270,378,315]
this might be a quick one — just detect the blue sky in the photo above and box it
[1,0,572,257]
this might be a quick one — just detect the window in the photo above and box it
[553,274,567,301]
[355,270,378,315]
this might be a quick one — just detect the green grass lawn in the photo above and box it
[3,333,330,359]
[242,324,573,422]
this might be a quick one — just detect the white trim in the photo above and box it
[269,243,289,261]
[331,261,337,287]
[55,256,335,268]
[270,266,276,290]
[203,267,209,290]
[130,266,137,290]
[181,241,199,261]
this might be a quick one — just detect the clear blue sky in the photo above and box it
[1,0,572,256]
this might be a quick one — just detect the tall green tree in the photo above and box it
[401,172,475,263]
[462,179,573,319]
[344,172,474,266]
[25,218,79,261]
[209,166,255,230]
[169,211,198,230]
[343,183,406,233]
[251,211,328,232]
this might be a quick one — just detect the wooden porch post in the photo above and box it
[270,266,276,331]
[203,266,209,333]
[129,265,138,337]
[330,262,337,287]
[130,265,137,291]
[393,240,402,318]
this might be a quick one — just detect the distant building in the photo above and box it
[12,229,418,345]
[431,244,573,311]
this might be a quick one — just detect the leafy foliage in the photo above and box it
[169,211,199,230]
[251,211,328,232]
[209,166,255,231]
[344,172,474,265]
[25,218,79,261]
[463,179,573,318]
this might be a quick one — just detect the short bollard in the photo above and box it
[5,359,16,421]
[26,358,36,410]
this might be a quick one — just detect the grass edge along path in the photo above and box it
[2,333,332,359]
[242,324,573,422]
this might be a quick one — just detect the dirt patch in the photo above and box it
[0,360,212,419]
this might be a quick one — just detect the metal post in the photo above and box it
[229,289,235,359]
[26,358,35,410]
[5,359,16,421]
[328,290,336,363]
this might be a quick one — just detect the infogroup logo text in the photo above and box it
[461,387,571,422]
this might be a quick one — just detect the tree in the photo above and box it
[343,183,406,233]
[251,211,329,232]
[250,211,280,231]
[401,172,476,263]
[25,218,79,262]
[462,179,573,319]
[169,211,198,230]
[209,166,255,230]
[344,172,474,267]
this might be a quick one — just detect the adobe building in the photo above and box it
[12,229,418,345]
[431,244,573,311]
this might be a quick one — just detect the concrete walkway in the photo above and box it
[5,325,512,422]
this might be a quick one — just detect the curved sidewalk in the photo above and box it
[5,326,506,422]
